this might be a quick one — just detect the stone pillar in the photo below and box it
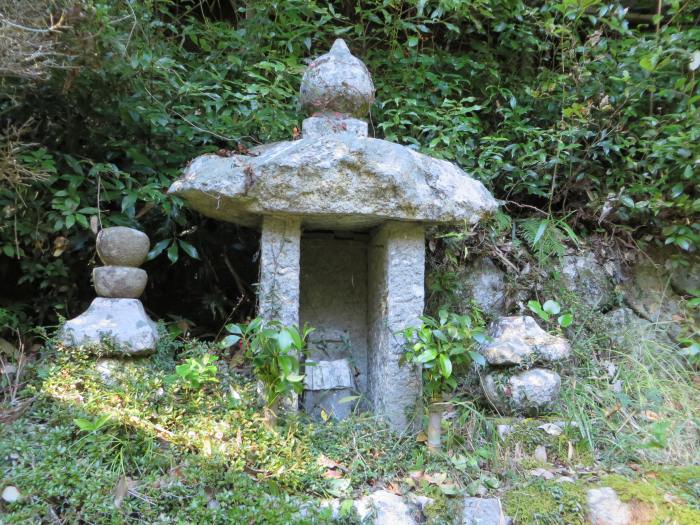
[258,215,301,326]
[257,215,302,411]
[367,221,425,432]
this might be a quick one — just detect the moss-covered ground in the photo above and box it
[1,326,698,524]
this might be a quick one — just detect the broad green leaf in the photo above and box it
[438,354,452,378]
[542,300,561,315]
[558,313,573,328]
[275,330,294,351]
[415,348,438,363]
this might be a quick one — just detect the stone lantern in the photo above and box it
[169,39,497,431]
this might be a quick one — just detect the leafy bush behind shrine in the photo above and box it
[1,0,698,330]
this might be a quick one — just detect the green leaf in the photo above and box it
[639,54,655,72]
[558,313,573,328]
[178,239,200,259]
[285,372,304,382]
[533,221,547,245]
[438,354,452,378]
[542,300,561,315]
[147,239,171,261]
[414,348,438,364]
[469,351,486,367]
[167,241,179,263]
[221,334,240,347]
[275,330,294,351]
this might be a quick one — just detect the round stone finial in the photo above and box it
[96,227,150,267]
[300,39,375,118]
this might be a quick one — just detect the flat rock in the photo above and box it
[355,490,417,525]
[559,253,614,310]
[60,298,159,355]
[96,227,150,267]
[456,258,507,318]
[462,497,507,525]
[481,316,570,366]
[483,368,561,415]
[586,487,632,525]
[169,135,498,230]
[93,266,147,298]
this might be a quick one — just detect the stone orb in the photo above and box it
[300,39,375,118]
[93,266,147,298]
[96,227,150,267]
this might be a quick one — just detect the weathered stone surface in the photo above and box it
[559,253,614,310]
[355,490,417,525]
[258,216,300,326]
[367,222,424,432]
[168,135,498,230]
[304,359,357,420]
[483,368,561,415]
[93,266,147,298]
[669,256,700,296]
[302,115,368,138]
[604,307,672,348]
[586,487,632,525]
[481,316,570,366]
[622,260,683,338]
[96,227,150,267]
[462,497,507,525]
[305,359,354,390]
[456,257,507,318]
[60,298,159,355]
[300,39,374,118]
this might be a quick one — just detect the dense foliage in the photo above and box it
[1,0,698,331]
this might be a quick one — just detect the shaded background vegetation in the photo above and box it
[1,0,698,336]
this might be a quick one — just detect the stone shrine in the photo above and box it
[61,227,160,354]
[169,39,497,430]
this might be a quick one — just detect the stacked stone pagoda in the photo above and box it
[61,227,159,354]
[169,39,498,430]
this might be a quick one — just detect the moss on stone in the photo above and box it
[502,478,587,524]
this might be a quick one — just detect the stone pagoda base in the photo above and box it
[61,298,159,355]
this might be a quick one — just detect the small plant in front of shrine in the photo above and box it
[402,310,488,453]
[166,353,219,389]
[224,318,313,426]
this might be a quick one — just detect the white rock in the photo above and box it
[559,253,614,310]
[586,487,632,525]
[481,316,570,366]
[462,497,507,525]
[497,424,513,439]
[456,258,507,318]
[60,298,159,355]
[534,445,548,463]
[538,423,563,436]
[483,368,561,415]
[355,490,417,525]
[2,485,21,503]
